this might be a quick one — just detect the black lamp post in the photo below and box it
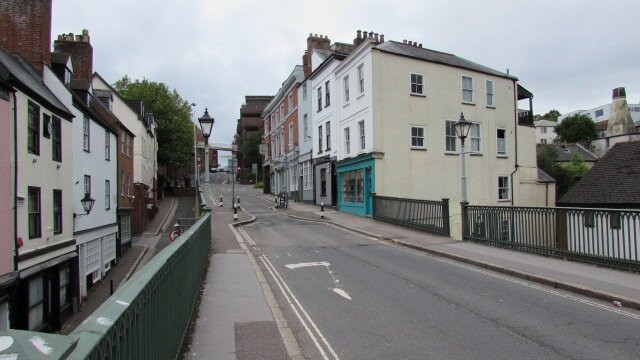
[453,112,472,202]
[198,108,214,182]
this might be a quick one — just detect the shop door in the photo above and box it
[365,167,372,215]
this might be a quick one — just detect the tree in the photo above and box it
[537,145,590,200]
[241,132,263,176]
[565,152,589,181]
[113,76,194,171]
[554,114,597,144]
[534,109,561,122]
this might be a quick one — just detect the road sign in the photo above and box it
[252,163,258,174]
[230,159,238,175]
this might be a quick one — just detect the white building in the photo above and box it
[332,33,550,238]
[45,55,118,300]
[534,119,558,144]
[0,49,77,331]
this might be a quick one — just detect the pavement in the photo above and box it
[184,174,296,360]
[58,194,196,335]
[261,194,640,310]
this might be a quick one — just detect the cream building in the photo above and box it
[334,36,551,238]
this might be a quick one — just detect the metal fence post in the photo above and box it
[460,201,469,240]
[442,198,450,237]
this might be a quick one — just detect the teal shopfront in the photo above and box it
[336,154,375,216]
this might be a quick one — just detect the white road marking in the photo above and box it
[332,288,352,300]
[260,256,331,360]
[262,255,340,359]
[285,261,330,270]
[0,336,13,352]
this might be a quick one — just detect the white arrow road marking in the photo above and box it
[29,336,53,355]
[332,288,352,300]
[285,261,330,269]
[0,336,14,352]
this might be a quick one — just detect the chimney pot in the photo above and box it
[314,33,318,37]
[612,87,626,99]
[75,34,82,42]
[380,34,384,42]
[369,31,374,38]
[374,33,379,41]
[357,30,362,39]
[419,43,422,48]
[82,29,89,36]
[364,32,368,39]
[403,39,407,44]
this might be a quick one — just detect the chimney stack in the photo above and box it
[303,33,331,77]
[0,0,52,76]
[607,87,634,137]
[53,29,93,81]
[380,34,385,42]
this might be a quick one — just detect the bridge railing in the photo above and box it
[0,212,212,359]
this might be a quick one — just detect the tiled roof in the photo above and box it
[0,48,73,119]
[374,41,517,80]
[558,141,640,207]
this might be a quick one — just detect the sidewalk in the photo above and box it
[263,194,640,310]
[58,196,182,335]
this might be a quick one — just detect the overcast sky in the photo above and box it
[52,0,640,151]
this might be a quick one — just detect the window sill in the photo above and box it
[444,152,459,156]
[83,149,90,153]
[469,152,483,156]
[357,93,365,100]
[410,93,426,98]
[462,102,475,106]
[410,147,427,151]
[497,199,511,202]
[496,154,508,158]
[486,105,496,109]
[343,102,350,108]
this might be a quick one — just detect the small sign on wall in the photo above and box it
[326,164,332,174]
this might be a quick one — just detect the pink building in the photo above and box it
[0,76,16,330]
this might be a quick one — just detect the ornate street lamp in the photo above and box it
[81,192,96,214]
[198,108,215,182]
[453,112,472,203]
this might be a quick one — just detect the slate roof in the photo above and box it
[558,141,640,207]
[0,48,73,119]
[534,120,558,127]
[539,143,598,162]
[374,41,517,81]
[537,168,555,183]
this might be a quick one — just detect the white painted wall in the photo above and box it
[335,43,374,160]
[16,71,74,270]
[559,102,640,123]
[310,59,340,159]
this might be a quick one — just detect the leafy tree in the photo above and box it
[534,109,561,122]
[241,132,263,176]
[113,76,194,171]
[554,114,597,144]
[537,145,590,200]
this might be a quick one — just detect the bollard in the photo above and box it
[220,195,223,207]
[275,196,278,208]
[237,195,240,206]
[233,204,238,221]
[321,202,325,218]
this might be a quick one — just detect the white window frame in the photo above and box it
[343,75,350,103]
[469,123,481,153]
[317,87,322,112]
[303,114,308,140]
[279,105,284,123]
[410,125,426,149]
[318,125,323,154]
[325,121,331,150]
[344,127,351,155]
[462,76,474,104]
[357,64,365,94]
[445,120,457,153]
[288,123,294,148]
[496,128,507,157]
[486,79,494,107]
[358,120,365,150]
[288,93,293,112]
[410,73,425,96]
[83,116,90,152]
[498,176,510,201]
[105,129,110,160]
[325,81,330,107]
[105,180,110,210]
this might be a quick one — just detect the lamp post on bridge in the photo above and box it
[453,112,472,203]
[198,108,214,183]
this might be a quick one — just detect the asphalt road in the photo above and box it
[204,172,640,360]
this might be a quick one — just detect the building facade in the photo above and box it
[534,119,558,144]
[236,96,271,180]
[332,34,548,239]
[262,66,304,197]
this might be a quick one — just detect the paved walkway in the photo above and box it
[264,194,640,309]
[184,186,293,360]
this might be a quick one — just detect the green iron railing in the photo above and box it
[0,212,211,359]
[462,204,640,271]
[373,195,450,237]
